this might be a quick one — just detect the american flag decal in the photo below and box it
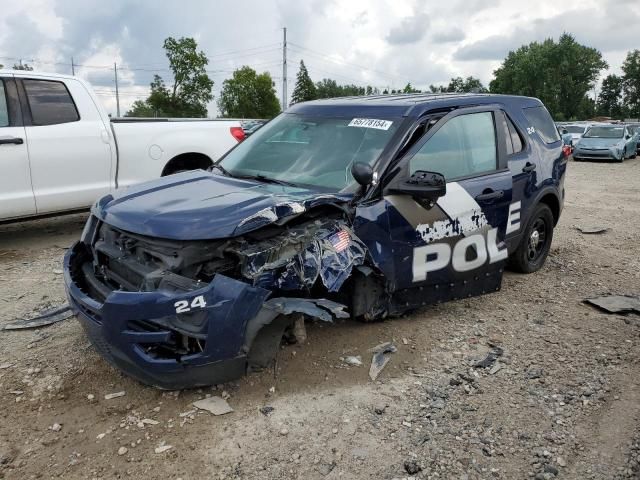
[329,229,351,253]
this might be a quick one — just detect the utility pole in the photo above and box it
[114,62,121,117]
[71,57,75,76]
[282,27,287,111]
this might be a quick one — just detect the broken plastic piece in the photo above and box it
[3,304,73,330]
[369,342,397,381]
[585,295,640,315]
[474,346,504,369]
[193,396,233,415]
[576,226,609,234]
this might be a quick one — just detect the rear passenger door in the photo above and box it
[19,77,113,214]
[0,76,35,219]
[384,107,514,305]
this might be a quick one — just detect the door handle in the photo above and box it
[475,190,504,202]
[522,162,536,173]
[0,137,24,145]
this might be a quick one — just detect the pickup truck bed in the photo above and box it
[0,70,243,222]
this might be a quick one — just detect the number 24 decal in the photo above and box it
[526,126,536,135]
[174,295,207,313]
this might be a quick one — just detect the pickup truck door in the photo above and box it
[18,77,113,214]
[369,107,515,309]
[0,76,35,219]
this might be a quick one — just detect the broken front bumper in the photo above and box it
[64,241,270,389]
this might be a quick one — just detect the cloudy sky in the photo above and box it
[1,0,638,116]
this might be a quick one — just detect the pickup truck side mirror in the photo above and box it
[626,134,631,140]
[351,162,374,186]
[389,170,446,202]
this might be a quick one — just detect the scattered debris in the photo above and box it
[489,364,503,375]
[368,342,397,381]
[404,459,422,475]
[87,394,95,401]
[141,418,159,425]
[374,405,387,415]
[585,295,640,315]
[474,346,504,369]
[259,406,275,416]
[50,423,62,432]
[3,304,73,330]
[342,355,363,367]
[154,445,173,454]
[317,462,335,476]
[0,363,13,369]
[279,428,289,436]
[117,446,128,456]
[193,396,233,416]
[526,368,544,380]
[576,226,609,234]
[104,391,126,400]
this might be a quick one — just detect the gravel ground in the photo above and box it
[0,157,639,480]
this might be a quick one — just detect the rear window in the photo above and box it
[523,106,560,144]
[23,79,80,126]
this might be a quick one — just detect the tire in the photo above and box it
[508,204,554,274]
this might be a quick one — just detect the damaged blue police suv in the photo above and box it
[64,94,567,389]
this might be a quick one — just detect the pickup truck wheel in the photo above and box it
[508,204,554,274]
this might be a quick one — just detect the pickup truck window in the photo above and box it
[220,113,400,190]
[409,112,497,180]
[23,79,80,126]
[0,80,8,127]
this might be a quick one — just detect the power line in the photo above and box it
[288,42,400,82]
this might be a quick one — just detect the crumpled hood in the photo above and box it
[94,171,351,240]
[577,136,623,149]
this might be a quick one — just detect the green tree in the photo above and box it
[126,36,213,117]
[290,60,316,104]
[429,76,487,93]
[597,74,624,118]
[622,50,640,118]
[12,62,33,71]
[490,33,606,120]
[402,82,421,93]
[315,79,365,98]
[218,66,280,118]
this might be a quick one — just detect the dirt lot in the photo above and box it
[0,158,639,480]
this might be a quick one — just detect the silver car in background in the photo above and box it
[562,123,590,147]
[573,124,638,162]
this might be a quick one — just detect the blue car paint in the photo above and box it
[64,93,566,389]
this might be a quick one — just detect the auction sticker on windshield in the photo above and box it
[348,118,393,130]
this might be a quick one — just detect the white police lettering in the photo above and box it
[527,126,536,135]
[348,118,393,130]
[412,201,520,282]
[505,201,521,235]
[412,227,508,281]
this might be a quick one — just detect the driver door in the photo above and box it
[383,107,515,308]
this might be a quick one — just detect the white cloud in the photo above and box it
[0,0,637,114]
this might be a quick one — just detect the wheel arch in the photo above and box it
[161,152,213,176]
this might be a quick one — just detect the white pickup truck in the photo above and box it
[0,70,244,221]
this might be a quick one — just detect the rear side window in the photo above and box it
[23,79,79,126]
[409,112,497,180]
[506,114,523,153]
[0,80,9,127]
[523,106,560,144]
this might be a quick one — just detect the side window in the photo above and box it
[23,79,79,126]
[409,112,497,180]
[505,114,523,154]
[0,80,9,127]
[522,106,560,144]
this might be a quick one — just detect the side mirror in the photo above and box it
[351,162,374,186]
[389,170,446,202]
[626,134,631,139]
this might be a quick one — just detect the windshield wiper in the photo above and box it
[211,164,232,176]
[235,174,298,187]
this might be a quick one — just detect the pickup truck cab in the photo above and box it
[0,71,243,221]
[64,93,567,389]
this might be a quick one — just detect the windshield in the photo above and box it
[565,125,586,134]
[584,126,624,139]
[219,113,400,190]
